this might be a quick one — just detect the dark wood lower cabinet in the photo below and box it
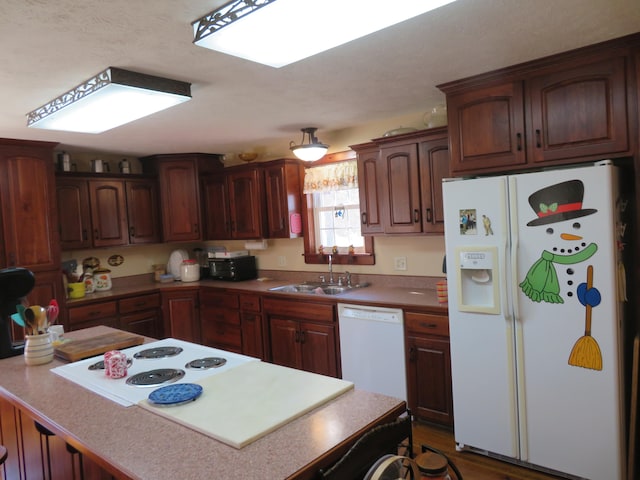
[162,289,200,343]
[264,297,338,377]
[0,397,111,479]
[405,310,453,426]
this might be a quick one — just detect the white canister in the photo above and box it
[180,260,200,282]
[94,268,112,291]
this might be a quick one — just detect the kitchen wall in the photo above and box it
[60,107,447,280]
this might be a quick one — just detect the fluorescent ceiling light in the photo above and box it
[27,67,191,133]
[193,0,456,68]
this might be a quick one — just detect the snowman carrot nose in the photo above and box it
[561,233,583,241]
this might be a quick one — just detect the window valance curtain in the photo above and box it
[303,160,358,194]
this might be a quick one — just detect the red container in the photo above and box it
[104,350,128,379]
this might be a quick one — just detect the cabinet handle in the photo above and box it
[361,212,367,225]
[94,229,100,240]
[194,223,199,234]
[294,331,300,343]
[420,322,438,329]
[129,226,135,237]
[299,330,305,344]
[535,129,541,148]
[82,229,88,241]
[409,346,416,362]
[516,133,522,151]
[280,217,285,230]
[413,209,420,223]
[425,208,433,223]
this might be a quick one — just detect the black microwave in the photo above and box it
[208,256,257,281]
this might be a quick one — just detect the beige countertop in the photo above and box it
[67,274,448,313]
[0,326,406,480]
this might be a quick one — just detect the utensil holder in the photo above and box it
[68,282,85,299]
[24,333,54,365]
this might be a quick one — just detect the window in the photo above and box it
[302,153,375,265]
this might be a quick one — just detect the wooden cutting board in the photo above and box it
[54,331,144,362]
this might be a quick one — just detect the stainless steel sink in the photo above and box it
[268,282,368,296]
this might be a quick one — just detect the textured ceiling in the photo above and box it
[0,0,639,160]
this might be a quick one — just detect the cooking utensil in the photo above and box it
[24,307,37,335]
[10,312,25,327]
[46,299,59,326]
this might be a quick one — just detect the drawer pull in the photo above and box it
[420,322,438,329]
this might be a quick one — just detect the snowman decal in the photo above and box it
[519,179,603,370]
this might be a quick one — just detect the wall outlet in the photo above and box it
[394,256,407,271]
[277,255,287,267]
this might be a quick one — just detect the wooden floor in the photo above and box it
[412,421,566,480]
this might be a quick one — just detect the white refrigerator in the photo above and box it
[443,161,628,479]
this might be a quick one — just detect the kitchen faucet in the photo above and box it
[328,254,335,284]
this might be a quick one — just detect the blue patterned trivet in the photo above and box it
[148,383,203,406]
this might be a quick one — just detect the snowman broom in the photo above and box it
[568,265,603,371]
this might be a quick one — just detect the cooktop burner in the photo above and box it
[88,358,133,371]
[133,346,183,359]
[125,368,185,387]
[185,357,227,369]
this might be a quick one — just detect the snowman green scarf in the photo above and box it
[519,243,598,303]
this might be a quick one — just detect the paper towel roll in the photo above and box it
[244,240,268,250]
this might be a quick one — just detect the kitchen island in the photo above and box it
[0,326,406,479]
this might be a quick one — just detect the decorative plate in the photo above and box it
[148,383,203,407]
[107,254,124,267]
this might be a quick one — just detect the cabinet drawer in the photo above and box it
[68,301,118,325]
[405,312,449,337]
[239,293,261,312]
[200,289,239,309]
[119,293,160,314]
[203,308,240,326]
[263,297,334,323]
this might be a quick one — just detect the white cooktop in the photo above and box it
[51,338,259,407]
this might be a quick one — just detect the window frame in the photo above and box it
[302,150,375,266]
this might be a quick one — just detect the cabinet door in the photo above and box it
[157,160,202,241]
[0,144,59,270]
[447,81,526,174]
[527,56,629,163]
[228,168,265,239]
[406,334,453,426]
[269,317,302,369]
[162,290,200,342]
[202,174,232,239]
[56,178,92,250]
[419,137,449,234]
[356,146,384,234]
[380,143,422,233]
[300,321,337,377]
[241,311,264,359]
[125,179,160,244]
[89,180,128,247]
[263,161,303,238]
[121,310,161,338]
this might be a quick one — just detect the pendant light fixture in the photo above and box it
[290,128,329,162]
[26,67,191,133]
[192,0,457,68]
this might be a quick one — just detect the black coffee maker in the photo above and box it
[0,267,35,358]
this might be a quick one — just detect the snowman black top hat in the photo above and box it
[526,179,597,226]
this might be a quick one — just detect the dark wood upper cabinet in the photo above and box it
[56,178,92,250]
[202,174,232,240]
[263,159,304,239]
[446,81,526,174]
[352,127,450,236]
[125,179,161,244]
[0,139,60,271]
[227,167,265,240]
[354,144,384,234]
[526,56,629,163]
[440,41,633,175]
[141,153,224,242]
[89,180,128,247]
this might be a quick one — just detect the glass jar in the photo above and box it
[416,451,452,480]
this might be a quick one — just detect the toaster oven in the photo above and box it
[208,256,257,281]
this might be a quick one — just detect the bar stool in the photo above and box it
[34,421,85,480]
[1,444,8,480]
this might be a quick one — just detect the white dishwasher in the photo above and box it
[337,303,406,402]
